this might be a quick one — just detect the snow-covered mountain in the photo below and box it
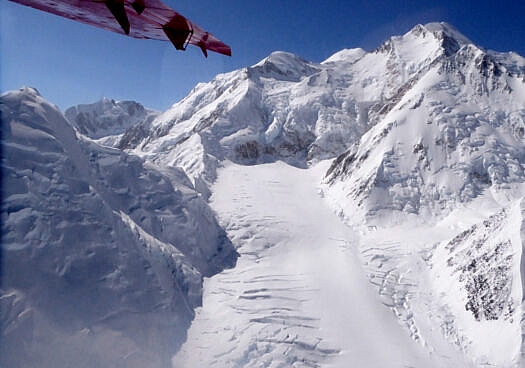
[118,21,524,367]
[65,98,159,147]
[1,87,236,368]
[121,49,374,196]
[121,24,523,211]
[3,21,525,368]
[324,23,525,224]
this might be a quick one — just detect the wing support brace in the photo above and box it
[104,0,145,35]
[100,0,222,57]
[131,0,145,14]
[197,33,209,58]
[104,0,130,34]
[162,14,196,53]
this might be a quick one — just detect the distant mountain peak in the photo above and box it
[2,86,42,102]
[17,85,42,96]
[253,51,308,66]
[249,50,319,81]
[374,21,473,60]
[65,98,159,143]
[322,48,366,64]
[422,22,472,45]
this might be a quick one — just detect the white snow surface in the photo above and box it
[324,24,525,223]
[349,196,524,367]
[173,161,441,367]
[173,160,524,367]
[162,22,525,367]
[125,23,524,208]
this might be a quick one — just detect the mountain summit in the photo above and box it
[325,22,525,223]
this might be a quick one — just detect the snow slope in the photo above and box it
[315,24,525,366]
[124,49,376,196]
[173,161,445,367]
[324,23,525,223]
[173,165,523,368]
[345,196,524,367]
[1,87,237,368]
[122,23,523,214]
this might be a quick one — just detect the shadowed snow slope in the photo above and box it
[1,87,237,368]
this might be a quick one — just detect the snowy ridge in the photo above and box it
[429,204,522,366]
[352,193,524,367]
[1,87,237,368]
[318,22,525,366]
[122,23,509,200]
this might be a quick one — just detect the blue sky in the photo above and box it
[1,0,524,111]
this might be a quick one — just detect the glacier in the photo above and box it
[2,21,525,367]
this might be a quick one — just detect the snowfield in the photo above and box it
[173,161,441,367]
[173,160,522,367]
[348,199,523,367]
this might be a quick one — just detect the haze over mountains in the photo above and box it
[2,22,525,367]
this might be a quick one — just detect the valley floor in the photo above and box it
[172,161,440,367]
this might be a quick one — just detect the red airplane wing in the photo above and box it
[9,0,231,57]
